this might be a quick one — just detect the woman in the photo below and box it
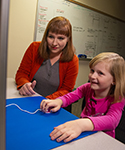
[15,16,79,101]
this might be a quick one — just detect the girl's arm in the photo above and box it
[49,100,125,143]
[59,83,90,107]
[88,100,125,132]
[50,118,94,143]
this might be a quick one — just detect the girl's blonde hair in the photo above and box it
[38,16,75,61]
[89,52,125,102]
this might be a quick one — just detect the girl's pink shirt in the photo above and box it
[59,83,125,138]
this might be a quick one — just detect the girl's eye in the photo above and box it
[90,69,94,73]
[98,71,104,75]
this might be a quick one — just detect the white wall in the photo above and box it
[7,0,125,88]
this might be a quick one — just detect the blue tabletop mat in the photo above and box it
[6,96,96,150]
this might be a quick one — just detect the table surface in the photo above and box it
[6,78,40,99]
[6,96,97,150]
[6,78,125,150]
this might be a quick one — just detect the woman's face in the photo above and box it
[47,31,68,56]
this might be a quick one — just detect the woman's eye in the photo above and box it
[58,37,64,40]
[48,35,54,38]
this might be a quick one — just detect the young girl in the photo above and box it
[40,52,125,143]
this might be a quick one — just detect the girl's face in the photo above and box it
[89,61,114,98]
[47,32,68,56]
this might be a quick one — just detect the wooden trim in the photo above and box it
[68,0,125,23]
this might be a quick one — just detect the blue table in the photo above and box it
[6,96,96,150]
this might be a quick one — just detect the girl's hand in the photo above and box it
[40,99,63,113]
[50,119,94,143]
[19,80,36,96]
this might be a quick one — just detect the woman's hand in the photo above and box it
[19,80,36,96]
[40,99,63,113]
[50,118,94,143]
